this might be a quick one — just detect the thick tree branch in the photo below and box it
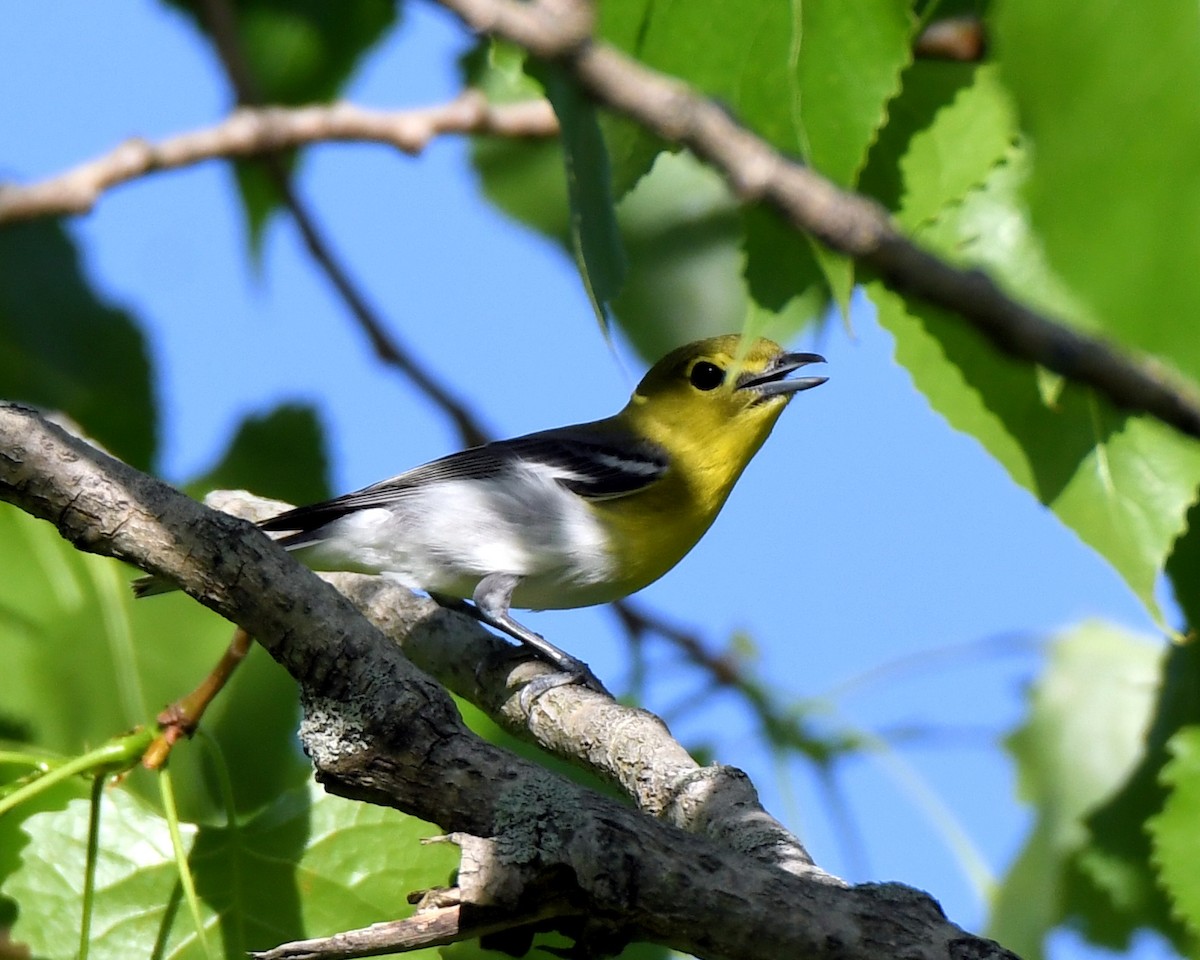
[0,402,1019,960]
[432,0,1200,442]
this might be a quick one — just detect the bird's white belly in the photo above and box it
[292,473,616,610]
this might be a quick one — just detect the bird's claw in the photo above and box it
[517,661,609,712]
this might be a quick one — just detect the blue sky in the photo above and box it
[0,3,1172,957]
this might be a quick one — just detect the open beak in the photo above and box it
[737,352,827,401]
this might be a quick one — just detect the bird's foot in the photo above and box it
[517,651,608,710]
[477,644,609,710]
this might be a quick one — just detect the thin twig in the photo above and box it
[433,0,1200,442]
[249,899,569,960]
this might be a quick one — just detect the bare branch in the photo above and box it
[0,402,1020,960]
[432,0,1200,442]
[0,94,557,225]
[250,895,567,960]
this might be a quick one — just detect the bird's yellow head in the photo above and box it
[622,334,826,511]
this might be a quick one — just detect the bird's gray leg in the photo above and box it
[462,572,608,700]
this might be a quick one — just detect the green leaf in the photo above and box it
[535,63,628,332]
[1065,640,1200,952]
[0,504,308,823]
[740,204,831,318]
[869,154,1200,619]
[4,782,457,960]
[994,0,1200,386]
[626,0,910,312]
[465,42,571,241]
[0,220,156,470]
[167,0,397,244]
[791,0,913,188]
[1166,500,1200,635]
[989,623,1163,958]
[185,403,330,506]
[1149,726,1200,941]
[860,62,1019,229]
[629,0,910,184]
[614,152,823,362]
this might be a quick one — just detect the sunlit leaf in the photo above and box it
[0,505,307,823]
[869,154,1200,619]
[995,0,1200,387]
[4,783,456,960]
[1149,726,1200,941]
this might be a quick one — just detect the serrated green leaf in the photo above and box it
[185,403,330,506]
[0,220,156,470]
[994,0,1200,387]
[1149,727,1200,941]
[989,623,1163,959]
[626,0,909,311]
[1063,640,1200,952]
[4,782,456,960]
[860,62,1018,229]
[600,114,668,201]
[869,155,1200,619]
[1166,501,1200,636]
[535,64,628,332]
[792,0,913,188]
[631,0,910,184]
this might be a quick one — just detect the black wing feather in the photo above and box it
[257,425,668,534]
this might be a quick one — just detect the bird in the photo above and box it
[136,335,826,695]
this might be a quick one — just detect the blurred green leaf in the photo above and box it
[1149,726,1200,942]
[4,782,456,960]
[612,152,747,360]
[995,0,1200,386]
[0,220,156,470]
[185,402,330,506]
[167,0,396,243]
[0,504,308,823]
[740,204,831,318]
[535,63,628,333]
[989,623,1163,959]
[465,42,571,241]
[869,154,1200,619]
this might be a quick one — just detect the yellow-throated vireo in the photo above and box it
[137,335,825,695]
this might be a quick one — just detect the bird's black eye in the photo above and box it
[689,360,725,391]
